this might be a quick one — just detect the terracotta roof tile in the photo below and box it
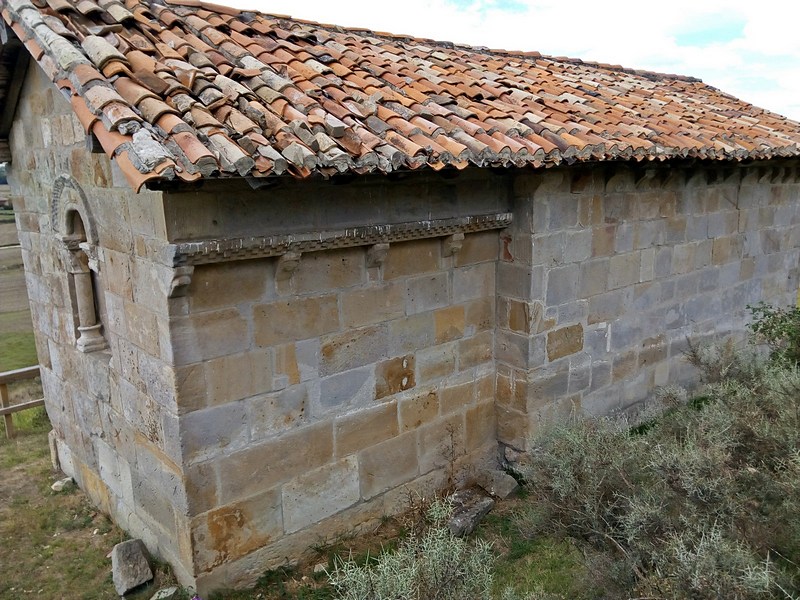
[4,0,800,191]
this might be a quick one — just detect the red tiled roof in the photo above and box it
[3,0,800,191]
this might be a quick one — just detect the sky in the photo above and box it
[223,0,800,122]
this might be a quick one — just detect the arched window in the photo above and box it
[51,176,107,353]
[63,210,106,352]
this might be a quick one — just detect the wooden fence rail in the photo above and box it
[0,365,43,439]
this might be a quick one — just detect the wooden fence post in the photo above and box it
[0,382,15,439]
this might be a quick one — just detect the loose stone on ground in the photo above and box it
[112,539,154,596]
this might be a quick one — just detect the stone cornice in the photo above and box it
[160,212,513,268]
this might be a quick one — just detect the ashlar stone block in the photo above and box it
[206,349,273,405]
[191,487,283,572]
[546,324,584,361]
[282,456,360,534]
[320,325,388,376]
[217,421,334,504]
[359,432,418,500]
[375,355,416,399]
[399,390,440,432]
[335,401,399,457]
[434,305,466,343]
[254,295,339,347]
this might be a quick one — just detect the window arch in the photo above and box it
[51,176,107,353]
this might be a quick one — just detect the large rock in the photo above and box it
[447,488,494,537]
[112,539,153,595]
[476,469,519,499]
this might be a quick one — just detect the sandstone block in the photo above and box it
[383,238,440,279]
[170,308,249,365]
[254,295,339,348]
[458,330,494,370]
[496,404,528,451]
[465,296,494,334]
[564,228,592,263]
[466,400,496,452]
[579,258,609,298]
[320,324,388,376]
[318,366,374,413]
[189,260,270,312]
[181,401,250,462]
[249,384,310,440]
[112,539,153,595]
[608,252,640,290]
[206,349,273,405]
[406,272,449,314]
[217,421,334,503]
[291,248,365,294]
[546,264,579,306]
[547,324,584,361]
[388,313,435,355]
[399,389,439,432]
[335,401,398,457]
[341,282,404,329]
[434,305,466,343]
[440,379,475,414]
[375,354,416,399]
[184,461,217,516]
[191,487,283,572]
[455,230,499,266]
[592,224,616,257]
[416,343,457,383]
[282,456,360,533]
[453,262,495,302]
[417,413,465,474]
[359,432,418,499]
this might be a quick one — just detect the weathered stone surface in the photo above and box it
[447,488,495,537]
[375,355,415,399]
[254,295,339,347]
[320,325,388,376]
[546,324,584,361]
[149,587,179,600]
[282,457,360,533]
[112,539,153,596]
[51,476,74,492]
[476,470,519,499]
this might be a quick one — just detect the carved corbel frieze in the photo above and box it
[443,232,464,256]
[366,243,389,268]
[276,251,301,280]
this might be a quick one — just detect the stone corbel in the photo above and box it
[276,251,301,280]
[366,243,389,268]
[443,233,464,256]
[168,266,195,298]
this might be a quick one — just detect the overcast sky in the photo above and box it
[224,0,800,122]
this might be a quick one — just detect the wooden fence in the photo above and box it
[0,365,43,438]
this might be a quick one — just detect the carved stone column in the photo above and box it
[63,239,106,353]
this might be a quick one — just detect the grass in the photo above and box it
[0,209,13,223]
[0,411,189,600]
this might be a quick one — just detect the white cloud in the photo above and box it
[221,0,800,120]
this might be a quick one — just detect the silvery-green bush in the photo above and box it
[328,499,494,600]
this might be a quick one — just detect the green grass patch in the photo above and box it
[0,329,37,371]
[0,209,14,223]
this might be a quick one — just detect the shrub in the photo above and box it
[748,302,800,366]
[518,341,800,598]
[328,499,495,600]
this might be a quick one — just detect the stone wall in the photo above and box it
[9,59,800,596]
[496,165,800,452]
[7,62,192,581]
[160,173,505,590]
